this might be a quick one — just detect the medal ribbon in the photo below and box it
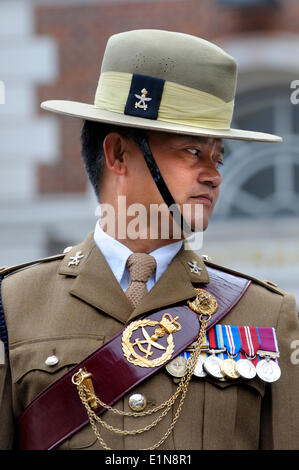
[200,333,209,361]
[183,333,209,361]
[257,327,279,361]
[215,324,226,359]
[238,326,260,366]
[207,326,216,350]
[222,325,241,360]
[182,350,190,360]
[208,326,223,360]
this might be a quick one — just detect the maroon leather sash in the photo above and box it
[18,267,250,450]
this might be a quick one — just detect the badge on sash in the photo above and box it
[122,313,182,368]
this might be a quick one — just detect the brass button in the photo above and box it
[45,355,59,366]
[128,393,147,412]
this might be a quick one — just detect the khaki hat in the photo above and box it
[41,29,281,143]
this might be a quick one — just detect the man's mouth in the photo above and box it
[189,193,213,205]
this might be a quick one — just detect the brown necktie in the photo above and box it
[125,253,157,308]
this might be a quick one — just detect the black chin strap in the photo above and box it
[134,134,194,235]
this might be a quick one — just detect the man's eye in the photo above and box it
[187,148,201,157]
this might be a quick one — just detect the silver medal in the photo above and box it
[256,358,281,383]
[165,355,187,378]
[203,354,226,380]
[193,355,207,378]
[235,358,256,380]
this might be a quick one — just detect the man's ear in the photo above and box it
[103,132,127,175]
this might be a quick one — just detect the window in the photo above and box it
[214,84,299,219]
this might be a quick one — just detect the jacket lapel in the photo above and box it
[58,233,210,325]
[58,233,133,324]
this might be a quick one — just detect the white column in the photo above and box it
[0,0,60,264]
[0,0,59,202]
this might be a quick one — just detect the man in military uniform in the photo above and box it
[0,30,298,450]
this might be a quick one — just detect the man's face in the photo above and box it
[125,131,223,233]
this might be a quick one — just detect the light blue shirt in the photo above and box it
[93,221,183,292]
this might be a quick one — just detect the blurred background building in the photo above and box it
[1,0,299,305]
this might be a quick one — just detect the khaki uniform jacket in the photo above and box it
[0,232,298,450]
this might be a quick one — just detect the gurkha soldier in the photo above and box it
[0,30,298,450]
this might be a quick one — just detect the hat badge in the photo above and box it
[135,88,152,111]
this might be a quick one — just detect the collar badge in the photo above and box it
[68,251,84,267]
[188,260,202,275]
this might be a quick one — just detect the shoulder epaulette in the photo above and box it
[0,253,66,278]
[203,258,285,296]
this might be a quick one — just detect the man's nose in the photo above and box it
[197,162,222,188]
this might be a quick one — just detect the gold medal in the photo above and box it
[220,357,240,379]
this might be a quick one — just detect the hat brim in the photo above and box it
[41,100,282,143]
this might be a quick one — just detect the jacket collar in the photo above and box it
[58,232,210,324]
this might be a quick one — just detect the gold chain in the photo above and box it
[74,313,210,450]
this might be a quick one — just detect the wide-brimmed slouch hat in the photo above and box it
[41,29,282,143]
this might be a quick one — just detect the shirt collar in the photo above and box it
[150,239,184,282]
[93,221,183,285]
[94,221,132,284]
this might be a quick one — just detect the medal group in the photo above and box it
[166,324,281,383]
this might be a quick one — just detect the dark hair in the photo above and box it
[80,120,144,199]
